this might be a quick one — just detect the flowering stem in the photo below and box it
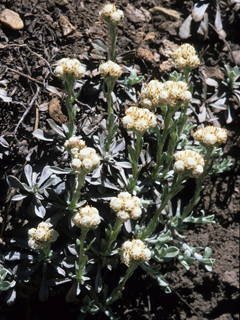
[76,228,89,281]
[69,172,87,212]
[128,132,143,192]
[152,109,173,180]
[109,23,117,61]
[103,219,122,256]
[104,80,118,152]
[181,148,213,220]
[140,174,185,239]
[106,262,137,305]
[65,79,75,138]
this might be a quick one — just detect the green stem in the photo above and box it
[76,228,89,280]
[69,171,87,212]
[65,79,75,138]
[103,219,123,256]
[140,175,185,240]
[105,80,117,152]
[109,23,117,61]
[152,109,173,180]
[128,132,143,192]
[106,262,137,305]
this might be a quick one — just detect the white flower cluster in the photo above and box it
[72,204,101,229]
[64,136,86,157]
[28,222,59,250]
[174,149,205,178]
[140,80,192,109]
[71,147,101,173]
[121,238,151,265]
[122,106,157,133]
[140,80,166,109]
[54,58,86,80]
[110,192,142,222]
[99,60,122,79]
[172,43,200,70]
[193,126,228,147]
[100,3,124,24]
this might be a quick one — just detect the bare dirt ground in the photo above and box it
[0,1,239,319]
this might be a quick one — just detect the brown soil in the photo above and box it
[0,1,239,320]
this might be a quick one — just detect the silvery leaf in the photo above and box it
[192,3,209,22]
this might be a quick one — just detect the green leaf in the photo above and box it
[0,281,11,291]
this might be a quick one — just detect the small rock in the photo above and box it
[222,270,239,289]
[232,50,240,66]
[59,14,76,36]
[144,32,156,43]
[125,4,146,23]
[215,314,234,320]
[159,60,174,73]
[137,48,156,63]
[204,66,225,81]
[159,39,178,58]
[49,98,67,124]
[54,0,69,5]
[0,9,24,30]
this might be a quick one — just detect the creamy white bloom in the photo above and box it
[110,10,124,23]
[122,106,157,133]
[172,43,200,70]
[54,58,86,80]
[174,149,205,178]
[140,80,166,109]
[72,205,101,228]
[100,60,122,78]
[28,238,41,250]
[100,3,124,24]
[64,137,85,156]
[193,126,228,147]
[110,192,142,222]
[28,222,59,249]
[140,79,191,109]
[71,158,82,172]
[121,238,151,265]
[117,210,130,222]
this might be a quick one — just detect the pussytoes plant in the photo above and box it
[2,3,232,319]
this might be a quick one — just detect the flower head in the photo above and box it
[100,3,124,24]
[110,192,142,222]
[99,60,122,79]
[193,126,228,147]
[122,106,157,133]
[140,80,191,109]
[172,44,200,70]
[174,149,205,178]
[71,147,101,173]
[72,204,101,229]
[121,238,151,265]
[54,58,86,81]
[28,222,59,250]
[64,137,85,156]
[140,80,166,109]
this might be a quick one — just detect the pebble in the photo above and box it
[0,9,24,30]
[59,14,76,36]
[222,270,239,289]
